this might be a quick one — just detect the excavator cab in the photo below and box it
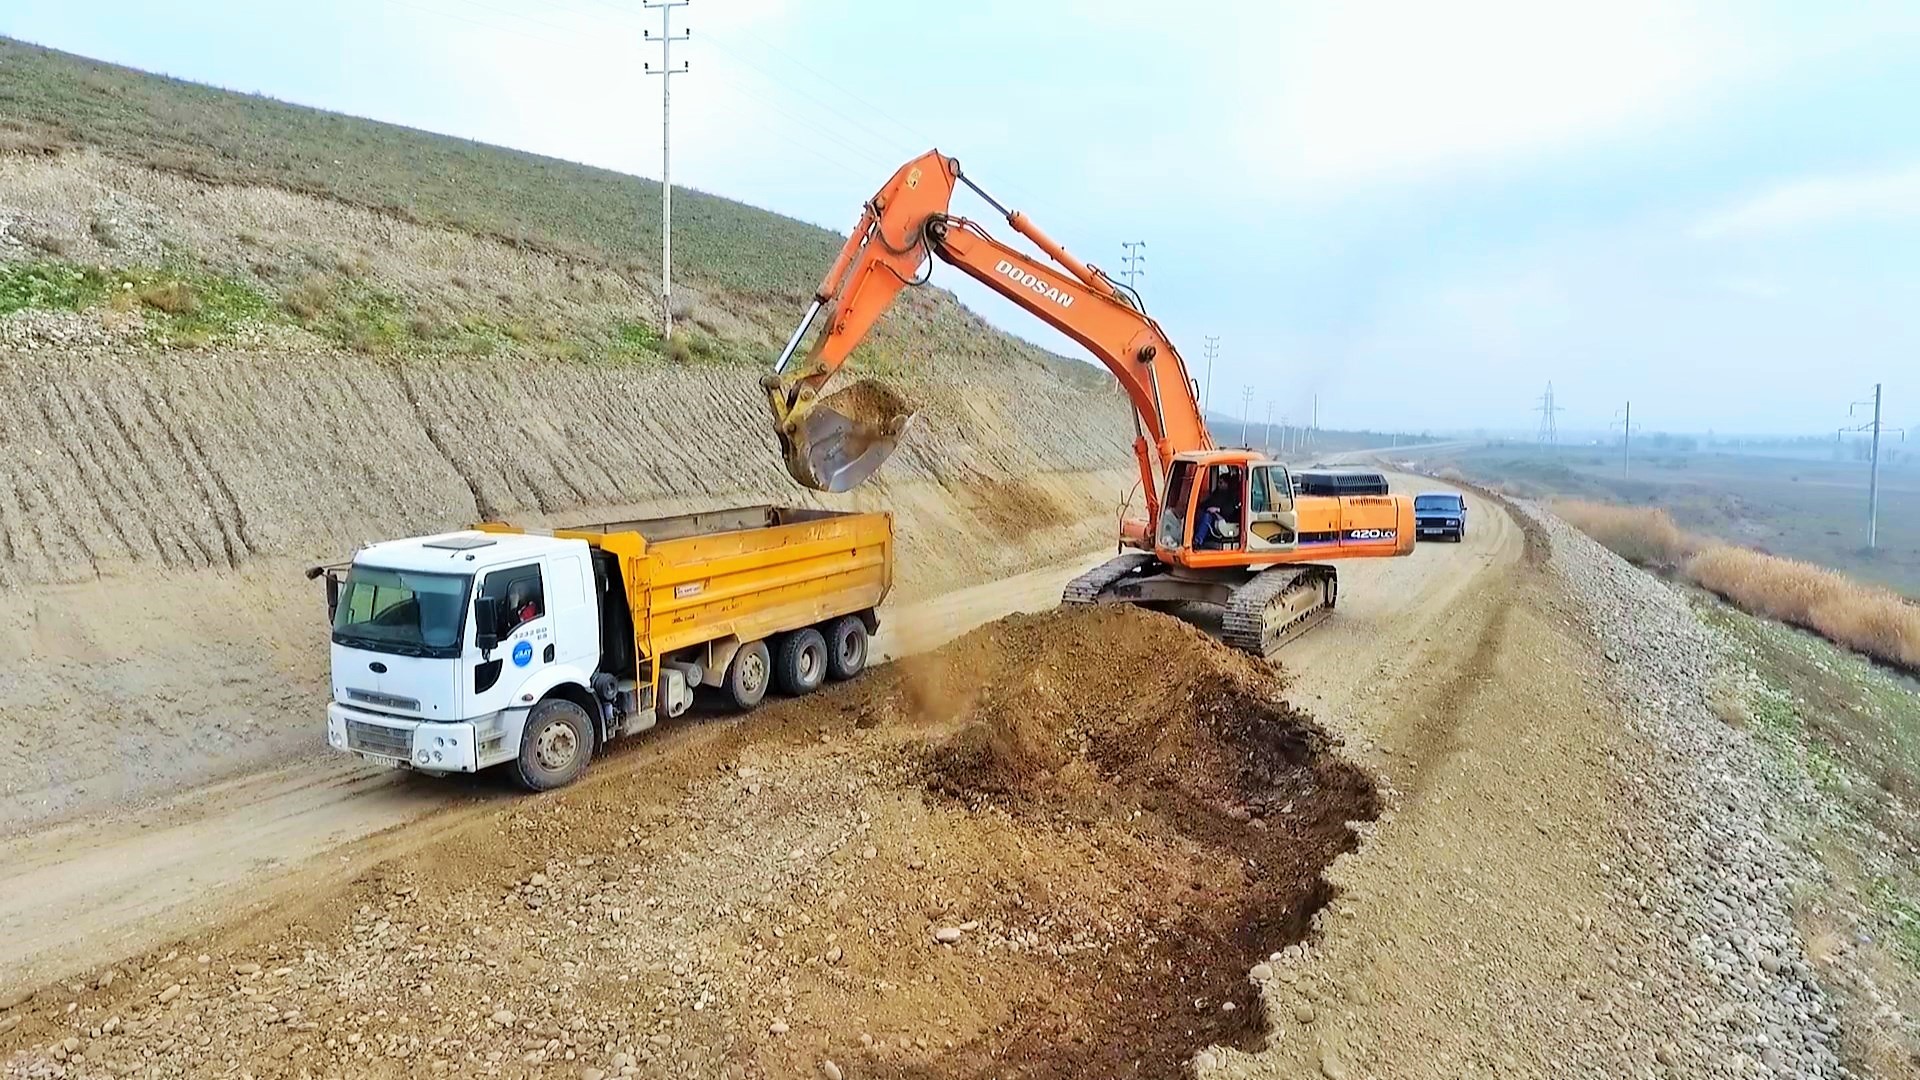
[1156,455,1301,560]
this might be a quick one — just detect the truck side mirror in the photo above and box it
[324,574,340,621]
[473,597,500,656]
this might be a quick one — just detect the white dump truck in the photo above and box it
[311,506,893,789]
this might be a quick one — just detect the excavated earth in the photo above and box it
[0,606,1376,1080]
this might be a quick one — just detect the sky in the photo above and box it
[7,0,1920,436]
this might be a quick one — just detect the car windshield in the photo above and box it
[1415,495,1462,511]
[332,566,471,657]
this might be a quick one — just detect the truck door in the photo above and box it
[1245,465,1301,553]
[545,554,600,674]
[470,562,550,714]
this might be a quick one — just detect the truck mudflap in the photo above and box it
[326,703,529,773]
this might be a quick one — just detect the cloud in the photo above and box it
[1232,0,1758,187]
[1692,164,1920,238]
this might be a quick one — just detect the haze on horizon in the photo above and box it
[7,0,1919,437]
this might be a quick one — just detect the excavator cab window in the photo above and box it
[1156,461,1198,550]
[1195,465,1245,550]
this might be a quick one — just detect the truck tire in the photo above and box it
[775,628,828,696]
[825,615,869,681]
[725,639,771,710]
[511,697,594,791]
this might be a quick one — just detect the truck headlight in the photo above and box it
[415,749,432,764]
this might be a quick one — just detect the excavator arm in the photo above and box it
[764,149,1213,507]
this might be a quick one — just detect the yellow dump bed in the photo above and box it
[551,505,892,669]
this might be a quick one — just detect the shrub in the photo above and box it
[1687,545,1920,673]
[1552,499,1698,570]
[665,334,693,364]
[138,280,199,314]
[284,273,333,320]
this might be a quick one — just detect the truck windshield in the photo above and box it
[332,567,471,658]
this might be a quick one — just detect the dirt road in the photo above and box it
[0,476,1523,1075]
[0,480,1510,1000]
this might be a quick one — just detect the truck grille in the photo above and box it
[346,720,412,759]
[346,688,420,712]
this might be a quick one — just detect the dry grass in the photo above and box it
[283,274,333,320]
[137,280,198,315]
[1556,498,1920,673]
[1553,499,1699,570]
[1688,545,1920,673]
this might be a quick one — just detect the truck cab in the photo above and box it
[322,531,604,783]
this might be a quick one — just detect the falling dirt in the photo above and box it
[953,479,1070,540]
[0,607,1376,1080]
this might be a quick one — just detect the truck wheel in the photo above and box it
[775,628,828,696]
[511,698,594,791]
[725,639,771,710]
[825,615,869,681]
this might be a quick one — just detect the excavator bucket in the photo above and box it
[774,379,917,493]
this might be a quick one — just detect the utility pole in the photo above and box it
[644,0,690,339]
[1610,402,1638,478]
[1241,386,1254,447]
[1845,383,1904,550]
[1120,241,1146,289]
[1264,400,1274,454]
[1202,336,1219,412]
[1311,393,1318,450]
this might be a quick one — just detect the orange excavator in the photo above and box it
[763,150,1414,654]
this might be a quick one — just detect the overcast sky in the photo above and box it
[8,0,1920,435]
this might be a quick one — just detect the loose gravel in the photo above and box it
[1521,500,1849,1079]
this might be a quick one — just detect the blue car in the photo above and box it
[1414,492,1468,542]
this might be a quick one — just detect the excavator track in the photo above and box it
[1221,564,1338,657]
[1061,553,1157,605]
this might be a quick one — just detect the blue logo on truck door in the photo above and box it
[512,640,533,667]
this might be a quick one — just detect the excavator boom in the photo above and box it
[763,150,1210,504]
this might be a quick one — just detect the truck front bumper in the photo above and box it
[326,703,527,774]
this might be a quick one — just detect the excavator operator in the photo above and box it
[1197,468,1243,550]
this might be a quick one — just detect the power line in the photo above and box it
[643,0,690,337]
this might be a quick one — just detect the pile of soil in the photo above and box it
[0,607,1376,1080]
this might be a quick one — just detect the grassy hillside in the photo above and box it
[0,37,835,299]
[0,35,1119,393]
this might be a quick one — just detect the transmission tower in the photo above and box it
[1535,382,1564,445]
